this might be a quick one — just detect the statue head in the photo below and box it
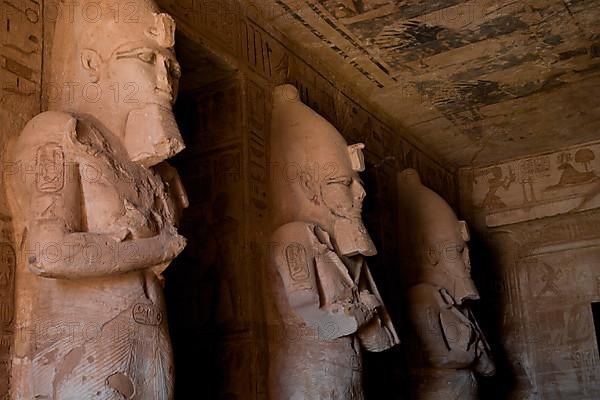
[271,85,376,256]
[48,0,184,167]
[397,169,479,304]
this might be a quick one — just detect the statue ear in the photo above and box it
[81,49,101,83]
[426,246,440,266]
[422,239,439,266]
[299,171,319,204]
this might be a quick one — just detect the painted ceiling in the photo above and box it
[253,0,600,168]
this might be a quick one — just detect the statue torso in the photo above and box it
[7,111,174,399]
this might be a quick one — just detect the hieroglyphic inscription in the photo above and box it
[0,1,42,396]
[0,242,14,325]
[36,143,65,193]
[467,141,600,226]
[272,0,386,88]
[247,80,269,218]
[285,243,310,283]
[242,19,288,82]
[132,303,164,326]
[0,0,41,113]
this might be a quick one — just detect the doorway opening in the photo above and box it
[593,302,600,355]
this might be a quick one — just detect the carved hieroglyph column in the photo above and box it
[5,1,188,398]
[268,84,399,399]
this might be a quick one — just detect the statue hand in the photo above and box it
[164,230,187,261]
[359,291,381,311]
[358,317,395,352]
[335,301,375,327]
[474,338,496,376]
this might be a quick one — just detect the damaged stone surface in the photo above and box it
[5,1,187,398]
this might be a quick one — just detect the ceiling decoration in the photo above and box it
[256,0,600,168]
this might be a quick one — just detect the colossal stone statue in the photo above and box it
[5,1,187,398]
[268,84,399,399]
[396,169,495,399]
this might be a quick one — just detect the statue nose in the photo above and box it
[353,180,366,203]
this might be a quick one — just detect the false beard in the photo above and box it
[124,103,185,168]
[450,276,480,305]
[332,216,377,257]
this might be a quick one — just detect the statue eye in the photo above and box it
[137,51,156,64]
[326,177,352,186]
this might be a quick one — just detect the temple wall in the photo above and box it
[151,1,457,398]
[459,142,600,399]
[0,0,42,396]
[5,1,598,400]
[3,0,457,398]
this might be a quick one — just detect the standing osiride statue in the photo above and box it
[5,1,188,398]
[397,169,495,400]
[268,84,400,400]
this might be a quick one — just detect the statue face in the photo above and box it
[106,40,181,111]
[427,235,479,304]
[321,170,366,219]
[318,147,376,257]
[74,10,184,167]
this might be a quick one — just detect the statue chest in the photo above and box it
[315,249,359,306]
[69,130,171,238]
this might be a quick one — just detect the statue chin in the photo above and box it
[124,103,185,168]
[332,217,377,257]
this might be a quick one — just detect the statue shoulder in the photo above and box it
[271,222,324,268]
[408,283,444,308]
[14,111,78,152]
[272,221,319,247]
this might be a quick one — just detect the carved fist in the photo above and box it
[340,301,375,327]
[474,338,496,376]
[359,290,381,311]
[358,318,395,352]
[167,232,187,259]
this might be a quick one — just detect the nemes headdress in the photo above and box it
[49,0,175,108]
[271,84,366,224]
[397,169,470,273]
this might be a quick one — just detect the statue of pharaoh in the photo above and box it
[268,84,399,400]
[5,1,187,398]
[397,169,495,400]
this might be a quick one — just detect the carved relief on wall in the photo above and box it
[518,247,600,399]
[168,76,271,398]
[0,0,42,120]
[467,142,600,227]
[156,2,458,398]
[472,212,600,400]
[160,0,242,56]
[175,144,245,332]
[0,0,42,396]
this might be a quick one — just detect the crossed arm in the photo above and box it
[271,222,379,340]
[24,150,185,280]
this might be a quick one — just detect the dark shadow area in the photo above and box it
[593,302,600,355]
[164,32,239,399]
[361,163,410,400]
[469,231,517,400]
